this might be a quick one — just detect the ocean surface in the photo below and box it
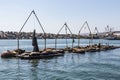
[0,39,120,80]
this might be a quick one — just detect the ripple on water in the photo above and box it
[0,39,120,80]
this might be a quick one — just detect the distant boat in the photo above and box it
[104,25,120,40]
[105,36,120,40]
[93,34,100,39]
[105,36,116,40]
[92,27,100,39]
[105,32,120,40]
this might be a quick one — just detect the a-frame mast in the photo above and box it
[17,10,46,53]
[55,22,74,49]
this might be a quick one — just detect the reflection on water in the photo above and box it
[29,60,39,80]
[0,39,120,80]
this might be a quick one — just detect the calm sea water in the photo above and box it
[0,39,120,80]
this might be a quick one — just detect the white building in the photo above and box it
[0,31,4,38]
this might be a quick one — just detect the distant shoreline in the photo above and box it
[0,31,86,39]
[0,31,120,39]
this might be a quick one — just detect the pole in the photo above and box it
[55,35,57,50]
[17,36,19,54]
[56,23,66,49]
[18,10,47,52]
[44,33,46,49]
[85,21,92,46]
[72,35,74,48]
[33,10,46,49]
[17,11,33,54]
[19,11,33,33]
[78,22,86,47]
[65,26,68,48]
[65,23,73,48]
[78,31,80,47]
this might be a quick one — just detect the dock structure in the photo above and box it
[72,21,93,54]
[17,10,46,53]
[1,42,119,59]
[55,22,74,51]
[0,10,58,59]
[1,11,120,59]
[78,21,93,47]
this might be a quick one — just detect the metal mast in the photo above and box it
[17,10,46,53]
[55,22,74,49]
[78,21,92,47]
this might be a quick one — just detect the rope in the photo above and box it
[65,26,68,48]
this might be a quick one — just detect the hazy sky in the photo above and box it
[0,0,120,34]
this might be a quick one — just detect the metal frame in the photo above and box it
[78,21,92,47]
[55,22,74,49]
[17,10,46,53]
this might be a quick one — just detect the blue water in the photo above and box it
[0,39,120,80]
